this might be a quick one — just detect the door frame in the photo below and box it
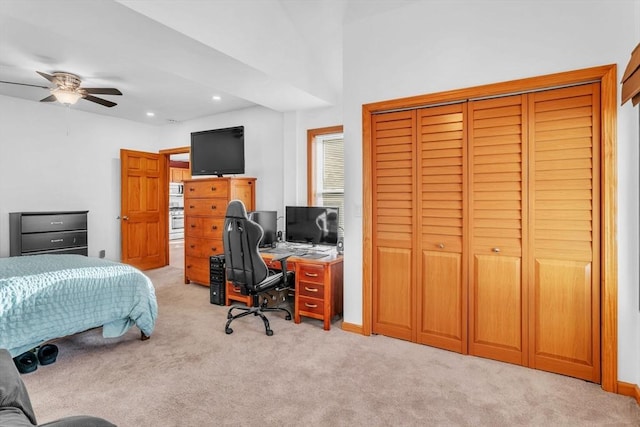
[362,64,618,392]
[160,146,191,264]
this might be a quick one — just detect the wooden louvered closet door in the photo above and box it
[527,83,600,383]
[416,104,467,353]
[369,82,601,382]
[468,94,528,366]
[371,110,416,341]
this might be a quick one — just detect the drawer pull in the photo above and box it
[211,247,217,251]
[304,272,319,277]
[211,205,217,210]
[50,221,64,225]
[304,286,319,293]
[211,186,217,191]
[212,225,218,230]
[189,187,195,192]
[190,244,195,248]
[189,205,195,209]
[190,224,196,228]
[304,303,318,308]
[438,243,445,249]
[50,238,64,243]
[492,247,501,253]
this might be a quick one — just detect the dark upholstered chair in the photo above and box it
[223,200,294,336]
[0,348,115,427]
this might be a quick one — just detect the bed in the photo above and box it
[0,254,158,357]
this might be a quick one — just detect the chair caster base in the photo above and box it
[225,328,233,334]
[285,314,291,321]
[266,329,273,336]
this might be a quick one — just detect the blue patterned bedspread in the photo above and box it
[0,254,158,356]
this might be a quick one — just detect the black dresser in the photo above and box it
[10,211,89,256]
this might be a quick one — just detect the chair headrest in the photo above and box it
[226,200,248,219]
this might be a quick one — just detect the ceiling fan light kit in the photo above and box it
[52,87,82,105]
[0,71,122,108]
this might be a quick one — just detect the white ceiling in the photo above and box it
[0,0,417,125]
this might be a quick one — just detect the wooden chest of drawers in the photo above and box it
[183,177,255,286]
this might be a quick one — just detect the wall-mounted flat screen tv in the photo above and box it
[191,126,244,176]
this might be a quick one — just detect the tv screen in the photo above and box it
[248,210,277,248]
[285,206,339,246]
[190,126,244,176]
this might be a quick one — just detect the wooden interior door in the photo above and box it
[371,110,416,341]
[527,83,601,382]
[120,149,167,270]
[416,103,467,353]
[468,95,528,366]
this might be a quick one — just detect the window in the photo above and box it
[307,126,344,235]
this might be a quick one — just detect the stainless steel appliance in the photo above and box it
[169,208,184,240]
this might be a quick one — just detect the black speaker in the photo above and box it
[337,237,344,255]
[210,255,226,305]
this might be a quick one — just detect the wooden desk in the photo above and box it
[225,251,344,330]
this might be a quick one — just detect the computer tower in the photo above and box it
[209,255,226,305]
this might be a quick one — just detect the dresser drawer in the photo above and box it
[298,296,324,316]
[185,256,210,285]
[186,237,223,258]
[297,263,325,284]
[21,213,87,233]
[185,217,224,238]
[184,180,229,198]
[185,198,227,217]
[22,231,87,253]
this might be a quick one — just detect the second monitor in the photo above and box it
[248,210,277,247]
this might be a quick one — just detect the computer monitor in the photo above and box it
[285,206,339,246]
[248,210,277,247]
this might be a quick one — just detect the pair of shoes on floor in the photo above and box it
[13,344,59,374]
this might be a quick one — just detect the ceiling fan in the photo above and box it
[0,71,122,107]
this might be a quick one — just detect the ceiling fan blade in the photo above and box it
[83,88,122,95]
[0,80,49,89]
[36,71,55,82]
[84,94,117,108]
[40,95,56,102]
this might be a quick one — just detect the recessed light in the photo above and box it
[146,112,155,117]
[212,95,221,101]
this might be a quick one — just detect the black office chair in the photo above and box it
[223,200,294,336]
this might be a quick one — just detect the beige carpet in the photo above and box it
[21,265,640,426]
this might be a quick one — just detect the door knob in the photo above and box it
[122,216,129,221]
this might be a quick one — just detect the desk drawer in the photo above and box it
[184,180,229,198]
[265,258,295,271]
[297,263,325,284]
[185,198,227,217]
[299,282,324,298]
[186,237,223,258]
[298,296,324,316]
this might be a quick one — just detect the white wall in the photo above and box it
[0,95,159,260]
[158,106,286,216]
[342,0,640,384]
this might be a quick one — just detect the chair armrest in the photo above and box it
[272,254,293,287]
